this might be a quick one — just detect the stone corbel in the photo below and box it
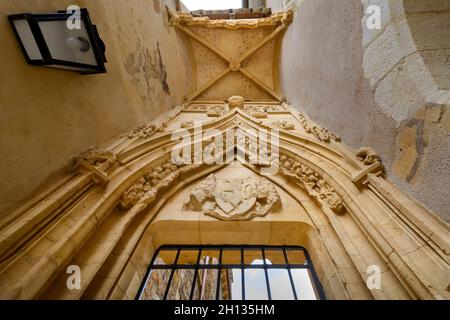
[352,147,384,186]
[74,148,116,186]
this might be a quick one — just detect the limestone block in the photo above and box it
[363,19,416,86]
[374,52,437,123]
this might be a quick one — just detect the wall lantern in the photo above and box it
[8,8,107,74]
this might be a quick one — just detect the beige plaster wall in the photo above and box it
[0,0,191,215]
[267,0,450,221]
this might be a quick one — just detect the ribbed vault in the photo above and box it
[168,10,292,102]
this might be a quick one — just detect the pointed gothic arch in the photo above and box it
[0,9,448,300]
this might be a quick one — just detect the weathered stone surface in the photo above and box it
[183,174,282,221]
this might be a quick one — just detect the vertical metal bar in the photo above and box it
[163,249,180,300]
[189,249,202,300]
[283,248,298,300]
[241,248,245,301]
[304,249,326,300]
[262,249,272,300]
[200,257,210,300]
[135,247,162,300]
[215,249,223,300]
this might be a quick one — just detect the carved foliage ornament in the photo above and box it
[206,105,229,117]
[271,120,295,130]
[128,122,167,140]
[120,160,182,210]
[228,96,288,118]
[279,155,344,213]
[243,105,287,118]
[186,104,229,117]
[183,174,281,221]
[298,114,341,143]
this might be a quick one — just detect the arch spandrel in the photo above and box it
[0,8,448,301]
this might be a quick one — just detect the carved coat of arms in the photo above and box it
[183,174,281,221]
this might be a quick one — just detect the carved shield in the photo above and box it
[214,178,257,216]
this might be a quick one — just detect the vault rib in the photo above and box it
[238,24,286,64]
[173,24,231,63]
[239,68,282,101]
[191,68,231,100]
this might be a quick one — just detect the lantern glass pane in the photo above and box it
[38,19,97,66]
[13,19,42,60]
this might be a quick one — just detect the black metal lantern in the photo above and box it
[8,8,107,74]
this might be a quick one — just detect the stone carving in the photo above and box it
[240,104,288,118]
[180,121,195,129]
[207,105,229,117]
[271,120,295,130]
[243,106,268,118]
[356,147,381,165]
[119,160,183,210]
[187,104,229,117]
[279,155,344,213]
[186,104,229,117]
[228,96,245,109]
[120,178,149,210]
[79,148,116,167]
[128,122,167,140]
[260,105,288,113]
[73,148,116,185]
[183,174,281,221]
[298,114,341,143]
[170,11,292,30]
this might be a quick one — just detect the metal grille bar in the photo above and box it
[136,245,325,301]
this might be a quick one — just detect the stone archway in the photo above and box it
[0,8,447,301]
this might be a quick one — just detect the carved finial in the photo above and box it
[228,96,245,109]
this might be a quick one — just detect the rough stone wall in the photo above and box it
[0,0,191,215]
[267,0,450,221]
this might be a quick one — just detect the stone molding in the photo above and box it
[170,10,293,30]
